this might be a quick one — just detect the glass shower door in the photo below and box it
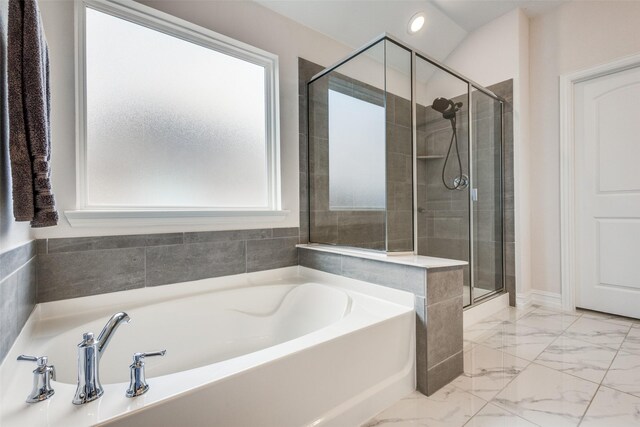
[471,87,504,301]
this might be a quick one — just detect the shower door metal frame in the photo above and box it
[467,85,506,307]
[307,33,507,308]
[468,83,476,306]
[308,34,500,99]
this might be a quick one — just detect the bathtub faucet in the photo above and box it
[73,312,131,405]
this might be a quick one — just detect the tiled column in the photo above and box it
[420,266,464,395]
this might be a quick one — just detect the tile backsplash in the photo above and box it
[36,227,300,303]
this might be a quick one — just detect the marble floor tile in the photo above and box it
[562,317,630,350]
[464,403,538,427]
[577,309,638,327]
[486,305,539,323]
[362,386,486,427]
[534,335,618,383]
[581,386,640,427]
[620,324,640,355]
[367,306,640,427]
[515,307,580,333]
[464,317,513,343]
[493,363,598,427]
[602,351,640,397]
[452,344,530,400]
[474,322,559,361]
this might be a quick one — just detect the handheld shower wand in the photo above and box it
[431,97,468,191]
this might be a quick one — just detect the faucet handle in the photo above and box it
[17,354,56,403]
[17,354,40,363]
[126,350,166,398]
[132,350,166,364]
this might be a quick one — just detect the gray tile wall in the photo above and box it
[299,247,426,296]
[386,94,414,252]
[416,98,470,283]
[299,247,463,396]
[36,227,300,303]
[0,240,37,363]
[299,58,324,246]
[423,267,464,395]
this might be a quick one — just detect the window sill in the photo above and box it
[64,209,290,228]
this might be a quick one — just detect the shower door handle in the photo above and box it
[471,188,478,202]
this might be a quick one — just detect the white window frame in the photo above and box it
[69,0,285,227]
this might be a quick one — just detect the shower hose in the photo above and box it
[442,114,465,191]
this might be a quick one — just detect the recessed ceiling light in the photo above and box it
[408,12,426,35]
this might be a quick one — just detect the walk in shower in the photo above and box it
[307,34,505,308]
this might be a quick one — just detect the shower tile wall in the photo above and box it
[300,58,413,251]
[298,58,323,245]
[386,95,414,252]
[416,98,470,291]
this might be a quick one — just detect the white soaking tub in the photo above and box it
[0,266,415,427]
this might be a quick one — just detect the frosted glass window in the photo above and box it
[328,90,385,210]
[83,7,276,208]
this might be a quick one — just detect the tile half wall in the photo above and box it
[36,227,300,303]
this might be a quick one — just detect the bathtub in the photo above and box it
[0,266,415,427]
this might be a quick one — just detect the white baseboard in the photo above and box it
[516,290,562,310]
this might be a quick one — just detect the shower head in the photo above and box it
[431,97,463,120]
[432,97,452,113]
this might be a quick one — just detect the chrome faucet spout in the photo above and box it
[73,312,130,405]
[97,312,130,354]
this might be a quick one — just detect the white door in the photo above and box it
[574,65,640,319]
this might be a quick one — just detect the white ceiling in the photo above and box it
[257,0,468,62]
[432,0,569,32]
[257,0,567,61]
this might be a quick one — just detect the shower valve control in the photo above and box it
[126,350,166,398]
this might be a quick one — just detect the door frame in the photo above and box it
[560,52,640,311]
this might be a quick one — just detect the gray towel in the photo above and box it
[7,0,57,227]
